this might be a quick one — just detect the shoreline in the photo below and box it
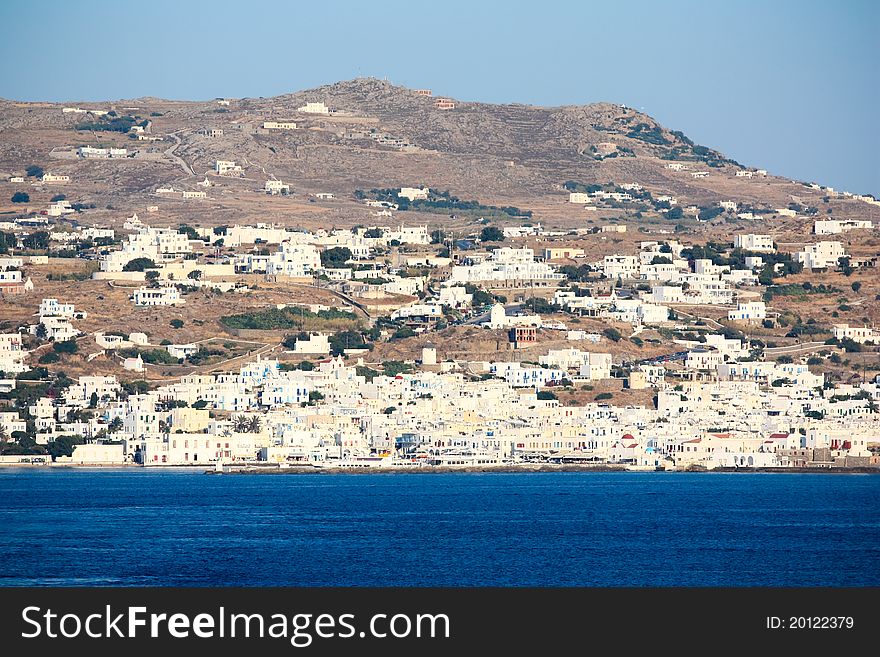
[2,463,878,475]
[213,465,880,475]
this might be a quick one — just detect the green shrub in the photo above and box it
[123,257,156,272]
[53,340,78,355]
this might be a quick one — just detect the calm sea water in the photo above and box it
[0,469,877,586]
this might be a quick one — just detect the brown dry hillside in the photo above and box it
[1,77,876,237]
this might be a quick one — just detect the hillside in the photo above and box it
[0,77,875,239]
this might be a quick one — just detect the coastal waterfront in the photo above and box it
[1,469,877,587]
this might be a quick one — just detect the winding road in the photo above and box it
[164,132,194,176]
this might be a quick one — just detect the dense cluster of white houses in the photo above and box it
[1,347,877,469]
[2,183,877,468]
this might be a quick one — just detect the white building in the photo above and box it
[794,241,846,270]
[265,180,291,195]
[263,121,298,130]
[733,234,775,253]
[728,301,767,322]
[47,200,74,217]
[123,355,145,372]
[166,344,198,359]
[288,333,331,355]
[568,192,592,204]
[490,362,565,388]
[482,304,541,330]
[602,255,640,280]
[0,333,29,374]
[34,316,78,342]
[438,285,472,309]
[39,298,78,319]
[132,286,184,306]
[449,248,563,285]
[297,102,329,114]
[814,219,872,235]
[100,226,192,273]
[40,173,70,183]
[215,160,242,175]
[385,224,430,245]
[267,243,321,278]
[399,187,429,201]
[77,146,128,158]
[392,304,444,322]
[832,325,877,344]
[540,349,612,380]
[566,330,602,343]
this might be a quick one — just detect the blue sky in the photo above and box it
[1,0,877,195]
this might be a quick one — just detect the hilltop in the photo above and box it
[1,77,875,239]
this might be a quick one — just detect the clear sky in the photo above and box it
[1,0,877,195]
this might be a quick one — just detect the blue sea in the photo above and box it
[0,469,878,586]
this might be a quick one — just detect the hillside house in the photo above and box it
[814,219,872,235]
[733,234,775,253]
[77,146,128,158]
[832,325,877,344]
[399,187,429,201]
[265,180,291,195]
[263,121,298,130]
[0,333,29,374]
[544,247,585,260]
[0,270,34,296]
[483,304,542,330]
[794,241,846,270]
[602,255,639,279]
[166,344,197,360]
[132,286,184,306]
[288,333,331,355]
[266,243,321,278]
[728,301,767,322]
[297,102,329,114]
[40,173,70,183]
[215,160,242,175]
[449,248,563,286]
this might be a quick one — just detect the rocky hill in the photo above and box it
[0,78,874,235]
